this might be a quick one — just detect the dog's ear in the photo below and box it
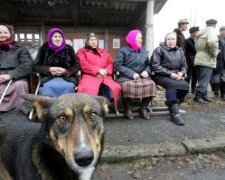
[95,96,111,114]
[22,94,54,119]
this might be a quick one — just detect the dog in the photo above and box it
[0,93,110,180]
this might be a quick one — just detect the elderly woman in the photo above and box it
[0,24,33,112]
[115,30,156,120]
[34,28,80,97]
[151,32,189,126]
[77,33,121,110]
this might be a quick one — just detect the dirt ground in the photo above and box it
[152,86,225,111]
[94,151,225,180]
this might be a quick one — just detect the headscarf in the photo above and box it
[0,24,15,49]
[125,29,142,51]
[47,28,66,53]
[84,32,98,52]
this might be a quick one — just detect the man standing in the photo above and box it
[174,18,189,55]
[194,19,219,103]
[210,26,225,100]
[185,26,199,93]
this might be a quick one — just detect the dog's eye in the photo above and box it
[89,112,97,120]
[58,115,68,124]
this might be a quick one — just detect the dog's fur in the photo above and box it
[0,93,109,180]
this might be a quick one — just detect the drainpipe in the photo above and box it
[145,0,154,59]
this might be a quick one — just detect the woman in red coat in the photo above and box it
[77,33,121,111]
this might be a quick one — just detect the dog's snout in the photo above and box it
[74,150,94,167]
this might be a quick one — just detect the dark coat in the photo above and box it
[114,46,151,83]
[216,36,225,73]
[150,43,187,76]
[185,36,196,67]
[174,28,186,55]
[0,42,33,80]
[150,43,188,90]
[34,42,80,84]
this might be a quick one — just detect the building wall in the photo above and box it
[65,32,126,60]
[16,26,127,60]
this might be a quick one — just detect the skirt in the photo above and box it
[0,80,28,112]
[120,78,156,98]
[39,77,75,97]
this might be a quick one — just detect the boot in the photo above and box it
[139,97,151,120]
[194,91,208,104]
[123,98,133,120]
[165,100,184,126]
[202,92,213,102]
[178,98,186,115]
[220,82,225,101]
[211,83,220,97]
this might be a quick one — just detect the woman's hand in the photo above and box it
[170,73,179,80]
[133,73,140,80]
[98,69,108,76]
[49,67,66,76]
[140,71,149,78]
[176,72,183,80]
[170,72,183,80]
[0,74,12,84]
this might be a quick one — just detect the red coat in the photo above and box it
[77,47,121,105]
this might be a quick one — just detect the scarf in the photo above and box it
[0,37,14,49]
[85,44,98,53]
[125,29,142,51]
[47,28,66,53]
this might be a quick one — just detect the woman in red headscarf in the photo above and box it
[115,30,156,120]
[77,33,121,110]
[0,24,33,112]
[34,27,80,97]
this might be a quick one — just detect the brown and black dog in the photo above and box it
[0,93,109,180]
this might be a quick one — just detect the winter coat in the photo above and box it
[77,47,121,104]
[174,28,186,55]
[216,36,225,73]
[114,46,151,83]
[150,43,187,77]
[194,27,219,68]
[34,42,80,84]
[185,37,196,67]
[0,42,33,80]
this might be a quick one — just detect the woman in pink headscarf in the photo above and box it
[115,29,156,120]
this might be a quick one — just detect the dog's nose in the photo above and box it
[74,150,94,167]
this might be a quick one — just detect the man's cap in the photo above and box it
[219,26,225,32]
[206,19,217,25]
[178,19,189,24]
[189,26,199,33]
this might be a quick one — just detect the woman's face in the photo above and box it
[52,32,63,47]
[0,25,11,41]
[165,33,177,48]
[88,36,98,48]
[136,32,143,46]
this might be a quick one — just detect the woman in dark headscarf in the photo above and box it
[115,29,156,120]
[34,27,80,97]
[77,33,121,111]
[0,24,33,112]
